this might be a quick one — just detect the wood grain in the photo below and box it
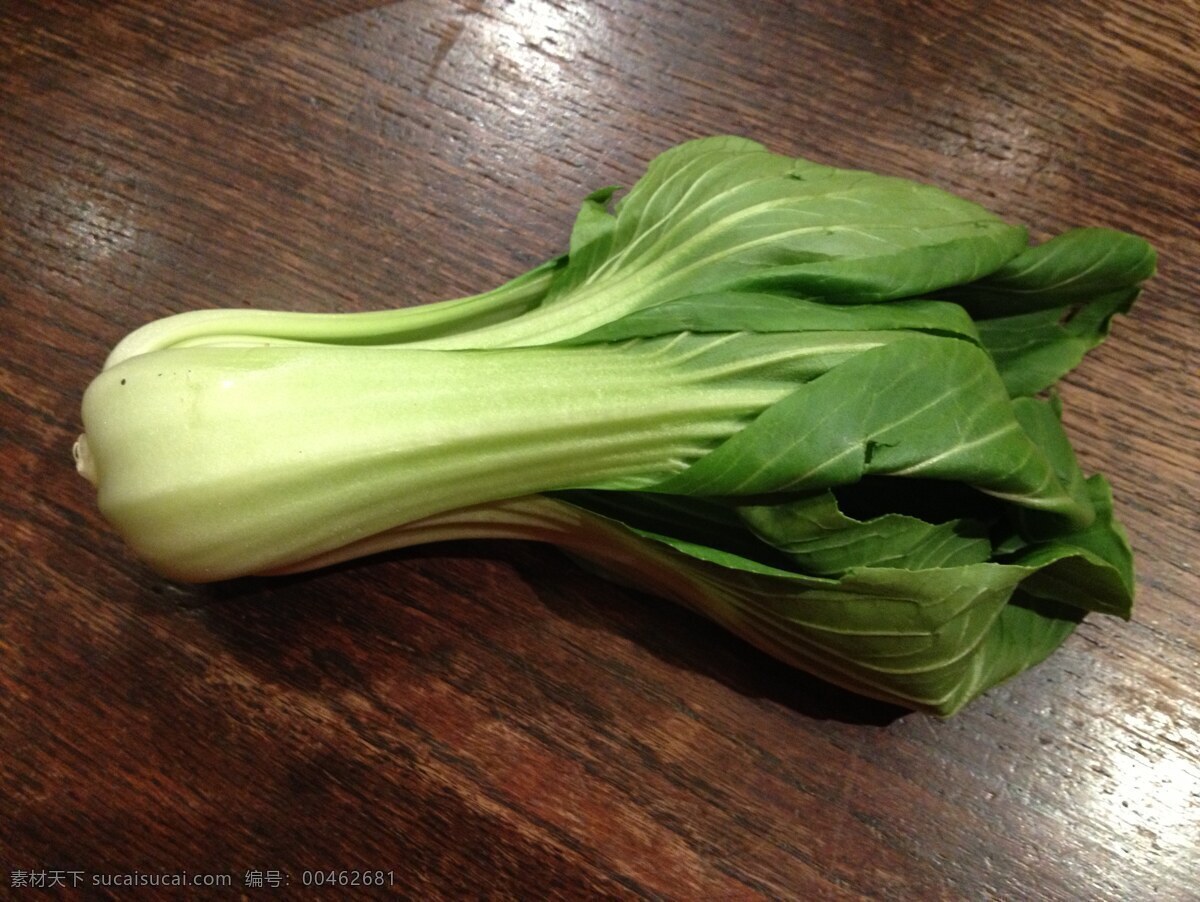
[2,1,1197,898]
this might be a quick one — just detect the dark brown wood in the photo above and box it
[2,1,1197,897]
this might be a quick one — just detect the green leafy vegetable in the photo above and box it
[74,137,1153,715]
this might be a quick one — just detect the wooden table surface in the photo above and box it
[2,1,1197,898]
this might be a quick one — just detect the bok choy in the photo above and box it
[74,136,1154,715]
